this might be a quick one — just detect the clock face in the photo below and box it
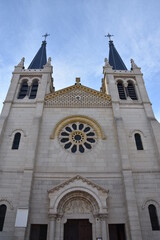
[59,122,97,154]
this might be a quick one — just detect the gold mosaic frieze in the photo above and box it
[45,84,111,107]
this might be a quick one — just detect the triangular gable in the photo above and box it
[45,83,111,107]
[48,175,108,194]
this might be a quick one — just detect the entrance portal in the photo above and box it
[64,219,92,240]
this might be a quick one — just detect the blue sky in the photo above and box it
[0,0,160,120]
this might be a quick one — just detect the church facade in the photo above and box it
[0,38,160,240]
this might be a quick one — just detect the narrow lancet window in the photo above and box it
[29,80,38,99]
[134,133,143,150]
[127,83,137,100]
[148,204,160,231]
[0,204,7,231]
[117,82,126,99]
[18,81,28,99]
[12,132,21,150]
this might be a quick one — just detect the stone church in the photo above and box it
[0,37,160,240]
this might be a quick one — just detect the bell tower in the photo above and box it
[102,35,153,116]
[0,39,53,239]
[101,35,160,240]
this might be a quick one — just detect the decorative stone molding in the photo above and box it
[19,77,29,84]
[48,175,109,216]
[19,76,41,83]
[126,78,137,85]
[48,213,58,220]
[115,77,136,85]
[51,115,106,140]
[9,129,27,137]
[98,213,108,220]
[0,198,14,210]
[49,175,108,194]
[58,191,98,215]
[142,198,160,210]
[129,129,146,138]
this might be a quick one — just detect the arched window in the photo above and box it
[29,80,38,99]
[148,204,160,230]
[12,132,21,150]
[127,82,137,100]
[18,81,28,99]
[117,82,126,100]
[0,204,7,231]
[134,133,143,150]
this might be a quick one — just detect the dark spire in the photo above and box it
[28,40,47,69]
[108,39,127,70]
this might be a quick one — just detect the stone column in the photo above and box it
[101,215,108,240]
[95,216,101,239]
[56,216,63,240]
[48,214,56,240]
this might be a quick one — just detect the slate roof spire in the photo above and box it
[108,35,127,70]
[28,40,47,69]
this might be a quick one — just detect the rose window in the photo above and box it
[59,122,97,153]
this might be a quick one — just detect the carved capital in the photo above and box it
[48,213,58,221]
[98,213,108,220]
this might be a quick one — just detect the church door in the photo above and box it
[64,219,92,240]
[109,224,126,240]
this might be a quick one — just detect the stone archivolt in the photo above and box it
[58,191,98,215]
[0,198,14,210]
[48,175,109,216]
[50,115,106,140]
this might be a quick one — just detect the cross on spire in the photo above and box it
[42,33,50,41]
[105,33,114,41]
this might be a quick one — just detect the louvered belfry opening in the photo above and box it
[117,82,126,100]
[18,81,28,99]
[29,80,38,99]
[127,83,137,100]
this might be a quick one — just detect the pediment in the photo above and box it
[48,175,109,214]
[48,175,108,194]
[45,83,111,107]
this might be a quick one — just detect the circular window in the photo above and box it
[59,122,97,153]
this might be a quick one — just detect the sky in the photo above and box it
[0,0,160,120]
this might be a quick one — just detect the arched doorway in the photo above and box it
[57,190,99,240]
[48,175,109,240]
